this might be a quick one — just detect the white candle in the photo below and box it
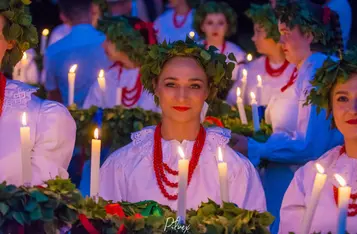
[246,53,253,62]
[256,75,263,106]
[177,146,189,223]
[335,174,351,234]
[236,87,248,125]
[241,69,248,99]
[97,69,106,108]
[301,163,327,234]
[68,64,77,106]
[188,31,195,40]
[116,88,122,106]
[250,92,260,132]
[90,128,101,198]
[217,147,228,202]
[20,112,32,186]
[40,29,49,55]
[19,52,28,82]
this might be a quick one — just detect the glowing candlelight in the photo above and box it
[68,64,77,106]
[246,53,253,62]
[218,147,228,202]
[335,174,351,234]
[40,29,50,55]
[256,75,263,105]
[250,92,260,132]
[90,128,101,197]
[20,112,31,185]
[236,87,248,125]
[177,146,188,223]
[188,31,195,39]
[97,69,106,107]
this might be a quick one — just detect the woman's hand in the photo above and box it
[230,133,248,157]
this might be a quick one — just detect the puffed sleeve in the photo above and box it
[278,165,309,234]
[83,80,102,109]
[229,149,267,212]
[31,99,76,185]
[248,65,343,165]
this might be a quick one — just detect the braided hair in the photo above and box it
[330,11,344,58]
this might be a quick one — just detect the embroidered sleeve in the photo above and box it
[3,80,38,113]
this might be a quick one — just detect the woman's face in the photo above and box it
[102,38,136,68]
[251,23,277,55]
[0,16,13,65]
[155,56,209,124]
[278,22,313,65]
[201,13,228,42]
[332,74,357,141]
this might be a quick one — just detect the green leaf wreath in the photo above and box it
[193,1,237,38]
[97,15,147,65]
[141,38,237,103]
[305,47,357,115]
[245,4,280,43]
[0,0,38,71]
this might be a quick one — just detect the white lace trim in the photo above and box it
[3,80,38,112]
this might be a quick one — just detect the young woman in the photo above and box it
[279,48,357,234]
[226,3,295,107]
[99,39,266,212]
[231,1,344,233]
[193,1,245,82]
[83,16,159,112]
[0,1,76,185]
[154,0,196,43]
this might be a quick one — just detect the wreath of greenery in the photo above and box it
[274,0,334,46]
[97,15,147,65]
[0,0,38,71]
[245,4,280,43]
[141,38,237,102]
[193,1,237,38]
[305,47,357,115]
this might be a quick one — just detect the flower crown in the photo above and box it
[97,16,152,65]
[0,0,38,70]
[193,1,237,38]
[140,38,236,102]
[245,4,280,43]
[305,47,357,114]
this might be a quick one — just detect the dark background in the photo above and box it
[29,0,356,53]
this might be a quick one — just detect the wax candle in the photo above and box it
[217,147,228,202]
[40,29,50,55]
[90,128,101,198]
[116,88,122,106]
[236,87,248,125]
[256,75,263,106]
[20,112,32,186]
[97,69,106,108]
[250,92,260,132]
[68,64,77,106]
[177,146,189,223]
[19,52,28,82]
[246,53,253,62]
[335,174,351,234]
[241,69,248,99]
[301,163,327,234]
[188,31,195,40]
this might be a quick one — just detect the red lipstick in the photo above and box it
[173,106,191,112]
[346,119,357,125]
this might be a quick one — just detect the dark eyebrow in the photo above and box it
[335,91,349,95]
[163,77,205,83]
[163,77,177,81]
[189,78,204,83]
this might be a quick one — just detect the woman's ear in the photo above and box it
[305,31,314,44]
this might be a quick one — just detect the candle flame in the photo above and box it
[178,146,185,159]
[242,69,247,77]
[69,64,78,73]
[189,31,195,38]
[315,163,325,174]
[42,28,50,36]
[94,128,99,140]
[250,92,256,100]
[98,69,104,79]
[236,87,241,97]
[257,75,262,83]
[334,174,347,187]
[21,112,27,126]
[218,147,223,162]
[247,53,253,61]
[22,52,27,60]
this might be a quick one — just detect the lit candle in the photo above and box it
[40,29,50,55]
[250,92,260,132]
[236,87,248,125]
[217,147,228,202]
[177,146,189,223]
[301,163,327,234]
[246,53,253,62]
[19,52,28,82]
[97,69,106,108]
[241,69,248,99]
[335,174,351,234]
[188,31,195,40]
[20,112,32,186]
[256,75,263,106]
[116,88,122,106]
[68,64,77,106]
[90,128,101,198]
